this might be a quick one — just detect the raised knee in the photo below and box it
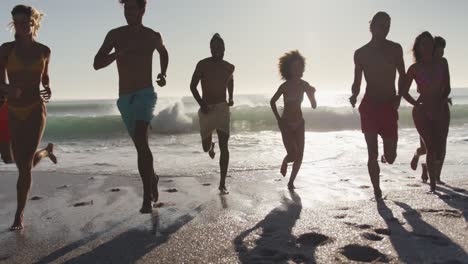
[385,153,397,164]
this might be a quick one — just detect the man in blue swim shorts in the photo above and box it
[93,0,169,213]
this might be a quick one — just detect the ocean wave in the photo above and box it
[42,102,468,140]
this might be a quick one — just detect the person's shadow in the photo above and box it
[436,184,468,223]
[377,200,467,263]
[35,205,203,264]
[234,190,320,263]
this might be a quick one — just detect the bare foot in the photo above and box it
[287,182,296,190]
[410,153,419,171]
[219,185,229,195]
[209,143,216,159]
[152,174,159,203]
[140,201,153,214]
[421,164,428,183]
[10,214,24,231]
[374,189,383,201]
[280,159,288,177]
[46,143,58,164]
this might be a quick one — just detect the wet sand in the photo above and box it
[0,167,467,263]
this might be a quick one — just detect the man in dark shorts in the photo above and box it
[350,12,406,200]
[94,0,169,213]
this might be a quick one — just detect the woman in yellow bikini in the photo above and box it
[0,5,57,231]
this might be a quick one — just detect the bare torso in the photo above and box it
[112,26,159,95]
[356,40,401,104]
[197,58,235,105]
[281,80,309,121]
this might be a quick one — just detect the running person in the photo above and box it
[190,34,234,194]
[0,4,57,230]
[93,0,169,213]
[350,12,406,200]
[402,32,450,194]
[270,50,317,190]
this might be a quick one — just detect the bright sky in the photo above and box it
[1,0,467,99]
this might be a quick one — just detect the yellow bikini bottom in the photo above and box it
[8,101,43,121]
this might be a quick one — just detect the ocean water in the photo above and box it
[2,89,468,183]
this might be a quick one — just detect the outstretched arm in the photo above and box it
[270,85,284,121]
[442,58,451,100]
[155,32,169,87]
[227,77,234,106]
[401,66,418,106]
[395,44,406,106]
[190,63,208,113]
[0,44,8,95]
[350,51,363,108]
[40,47,52,102]
[305,84,317,109]
[93,31,118,70]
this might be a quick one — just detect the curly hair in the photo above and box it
[278,50,306,80]
[412,31,434,63]
[10,5,44,39]
[119,0,147,8]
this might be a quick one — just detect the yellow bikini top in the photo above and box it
[6,47,46,74]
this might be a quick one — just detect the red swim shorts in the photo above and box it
[358,95,398,139]
[0,102,10,142]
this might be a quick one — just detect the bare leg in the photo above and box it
[411,137,426,170]
[217,130,229,194]
[0,141,14,164]
[202,135,215,159]
[33,143,57,167]
[365,133,381,200]
[133,121,156,213]
[288,126,304,190]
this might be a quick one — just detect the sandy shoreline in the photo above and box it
[0,167,467,263]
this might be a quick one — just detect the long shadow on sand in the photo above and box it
[234,191,325,263]
[377,200,467,263]
[436,185,468,223]
[35,206,203,264]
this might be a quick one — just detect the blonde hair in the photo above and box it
[9,5,44,39]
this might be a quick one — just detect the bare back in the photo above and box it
[355,40,403,103]
[194,58,235,105]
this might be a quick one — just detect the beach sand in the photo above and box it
[0,166,467,263]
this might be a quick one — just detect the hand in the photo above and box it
[349,94,358,108]
[200,103,211,114]
[156,73,166,87]
[228,99,234,107]
[40,87,52,103]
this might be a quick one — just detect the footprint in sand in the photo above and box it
[165,188,178,193]
[340,179,350,182]
[274,179,282,182]
[345,222,372,230]
[110,188,121,192]
[202,183,212,186]
[334,214,347,219]
[339,244,389,263]
[162,180,174,183]
[359,185,371,189]
[337,207,350,211]
[383,179,394,183]
[419,209,463,218]
[406,176,415,179]
[407,184,421,187]
[374,228,391,236]
[73,200,93,207]
[57,185,69,189]
[361,232,384,241]
[296,232,333,247]
[30,196,42,201]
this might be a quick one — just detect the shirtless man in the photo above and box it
[350,12,406,200]
[190,34,235,194]
[93,0,169,213]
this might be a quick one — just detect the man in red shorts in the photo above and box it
[0,95,13,164]
[349,12,406,200]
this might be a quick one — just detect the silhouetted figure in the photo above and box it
[271,51,317,189]
[350,12,406,200]
[402,32,450,194]
[93,0,169,213]
[0,96,13,164]
[0,5,57,231]
[190,33,234,194]
[410,36,450,184]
